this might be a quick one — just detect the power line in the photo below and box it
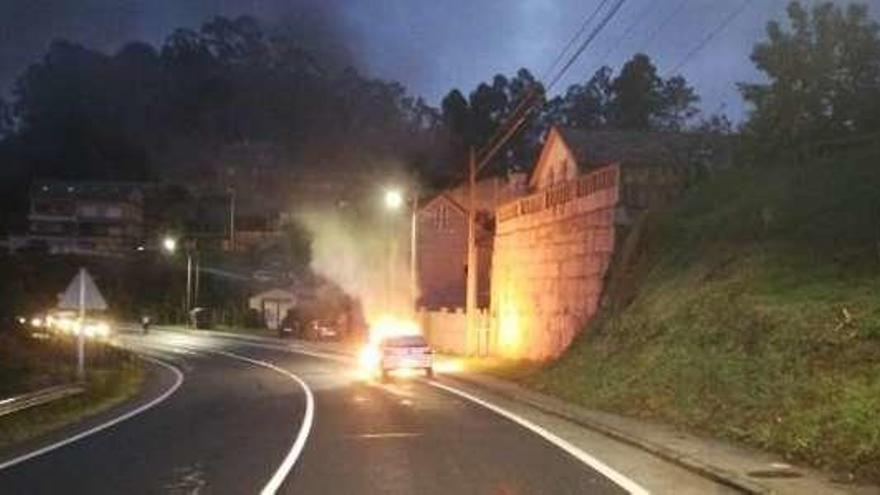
[477,0,628,173]
[667,0,755,76]
[476,0,620,168]
[596,0,662,68]
[635,0,687,55]
[546,0,628,92]
[478,0,611,164]
[540,0,611,83]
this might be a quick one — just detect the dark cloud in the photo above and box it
[340,0,879,121]
[0,0,356,95]
[2,0,878,120]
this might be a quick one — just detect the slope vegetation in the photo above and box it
[524,147,880,480]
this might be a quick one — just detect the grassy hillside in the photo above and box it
[519,147,880,481]
[0,329,144,448]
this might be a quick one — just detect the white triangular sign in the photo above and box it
[58,269,108,310]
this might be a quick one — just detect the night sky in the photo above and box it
[1,0,877,121]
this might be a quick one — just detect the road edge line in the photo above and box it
[209,350,315,495]
[426,379,650,495]
[0,356,184,471]
[274,345,649,495]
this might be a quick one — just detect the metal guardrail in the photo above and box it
[0,384,85,418]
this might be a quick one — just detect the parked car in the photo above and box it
[377,334,434,380]
[308,319,340,341]
[278,320,300,338]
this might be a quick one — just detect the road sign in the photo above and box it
[58,268,107,381]
[58,269,107,311]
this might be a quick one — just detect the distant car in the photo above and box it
[378,334,434,380]
[309,319,340,341]
[278,320,300,338]
[189,307,213,329]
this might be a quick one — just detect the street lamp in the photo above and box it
[382,187,418,313]
[385,189,404,210]
[162,237,177,253]
[161,236,198,325]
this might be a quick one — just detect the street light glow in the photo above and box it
[384,189,404,210]
[162,237,177,253]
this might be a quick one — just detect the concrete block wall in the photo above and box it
[490,165,621,360]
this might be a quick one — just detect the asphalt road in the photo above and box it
[0,331,632,494]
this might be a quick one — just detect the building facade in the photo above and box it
[414,174,526,311]
[25,181,146,256]
[489,126,698,360]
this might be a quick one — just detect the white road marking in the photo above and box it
[170,335,649,494]
[208,349,315,495]
[351,432,422,440]
[0,356,184,471]
[427,380,651,495]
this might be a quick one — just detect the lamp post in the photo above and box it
[383,188,418,313]
[162,236,198,325]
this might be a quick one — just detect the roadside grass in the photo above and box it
[483,148,880,482]
[0,330,144,449]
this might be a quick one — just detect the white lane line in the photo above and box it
[209,349,314,495]
[221,340,349,364]
[206,340,648,494]
[350,432,422,440]
[0,356,184,471]
[427,380,650,495]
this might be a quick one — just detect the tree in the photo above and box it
[439,68,546,174]
[693,113,734,135]
[545,66,613,129]
[739,1,880,154]
[544,55,700,133]
[608,53,663,130]
[656,75,700,131]
[0,98,11,138]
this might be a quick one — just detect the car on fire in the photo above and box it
[374,334,434,380]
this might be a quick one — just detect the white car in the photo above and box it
[378,334,434,379]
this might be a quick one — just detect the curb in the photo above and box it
[442,373,772,495]
[0,384,85,418]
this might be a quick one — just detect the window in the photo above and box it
[78,204,97,217]
[434,204,450,229]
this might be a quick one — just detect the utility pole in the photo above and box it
[228,187,236,251]
[185,251,192,323]
[387,217,396,313]
[465,147,478,355]
[194,253,200,309]
[77,267,86,381]
[410,190,419,313]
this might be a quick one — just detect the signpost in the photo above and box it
[58,268,108,380]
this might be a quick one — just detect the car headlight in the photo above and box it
[95,322,110,338]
